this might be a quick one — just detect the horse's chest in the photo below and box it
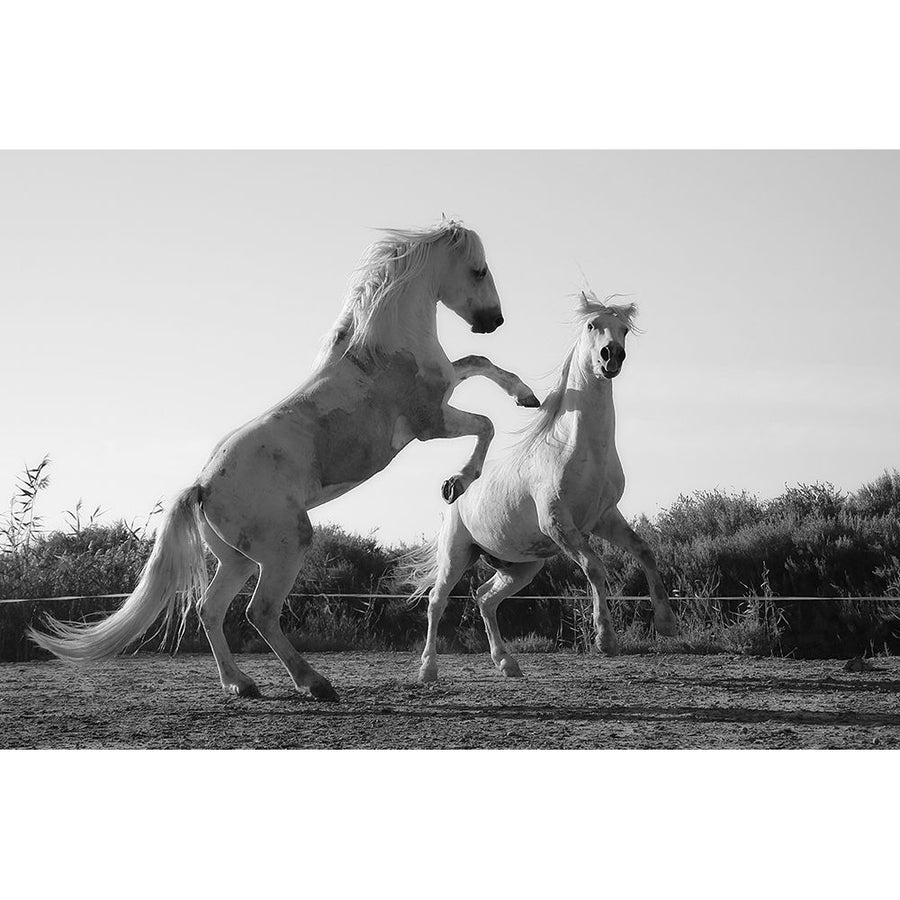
[314,405,397,485]
[558,450,625,530]
[393,370,453,435]
[312,359,451,485]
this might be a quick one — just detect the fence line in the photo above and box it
[1,592,897,605]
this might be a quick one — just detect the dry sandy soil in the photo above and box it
[2,651,899,749]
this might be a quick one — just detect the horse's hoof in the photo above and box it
[418,665,438,683]
[517,393,540,408]
[499,658,523,678]
[596,635,620,657]
[223,678,260,698]
[441,475,466,504]
[309,678,339,702]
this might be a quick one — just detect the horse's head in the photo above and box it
[435,226,504,334]
[577,292,637,380]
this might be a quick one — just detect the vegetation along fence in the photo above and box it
[2,590,898,663]
[3,461,899,661]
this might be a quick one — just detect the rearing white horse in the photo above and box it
[405,291,678,682]
[30,220,539,701]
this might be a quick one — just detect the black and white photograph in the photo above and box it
[4,149,899,750]
[2,3,898,898]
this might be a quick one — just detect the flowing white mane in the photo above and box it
[513,290,639,455]
[315,219,480,368]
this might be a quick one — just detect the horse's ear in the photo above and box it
[578,290,589,309]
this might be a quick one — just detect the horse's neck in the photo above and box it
[391,285,444,365]
[318,282,445,372]
[553,358,616,462]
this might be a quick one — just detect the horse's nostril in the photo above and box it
[495,316,504,328]
[600,346,610,361]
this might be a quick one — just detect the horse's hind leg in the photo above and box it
[419,514,476,683]
[246,566,337,701]
[245,517,338,702]
[476,560,544,677]
[198,520,260,697]
[594,509,677,637]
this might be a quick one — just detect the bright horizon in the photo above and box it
[2,150,899,545]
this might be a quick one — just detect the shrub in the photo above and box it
[3,460,900,660]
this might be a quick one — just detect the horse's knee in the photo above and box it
[631,539,654,564]
[426,594,449,619]
[585,559,606,584]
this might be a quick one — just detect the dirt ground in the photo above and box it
[2,651,899,749]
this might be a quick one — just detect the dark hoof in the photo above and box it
[310,679,340,702]
[595,635,621,657]
[517,394,540,408]
[500,658,523,678]
[441,475,466,504]
[224,679,261,698]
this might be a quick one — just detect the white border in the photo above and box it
[3,750,899,896]
[3,1,899,894]
[2,1,899,148]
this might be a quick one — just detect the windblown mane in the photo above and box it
[512,290,639,456]
[314,219,480,368]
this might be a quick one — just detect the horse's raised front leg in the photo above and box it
[452,355,540,408]
[594,509,677,637]
[425,405,495,503]
[539,504,619,656]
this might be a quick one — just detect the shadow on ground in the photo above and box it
[2,652,898,749]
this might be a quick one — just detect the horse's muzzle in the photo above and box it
[599,344,626,377]
[471,311,505,334]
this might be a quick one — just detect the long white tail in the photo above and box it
[29,485,208,662]
[394,533,441,602]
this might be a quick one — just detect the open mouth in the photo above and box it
[600,367,620,379]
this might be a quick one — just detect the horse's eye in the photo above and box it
[587,322,594,330]
[472,267,487,281]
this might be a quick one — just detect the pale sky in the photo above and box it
[2,151,898,545]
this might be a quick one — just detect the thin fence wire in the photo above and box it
[1,592,896,605]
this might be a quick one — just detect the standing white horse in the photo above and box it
[405,291,678,682]
[30,220,539,701]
